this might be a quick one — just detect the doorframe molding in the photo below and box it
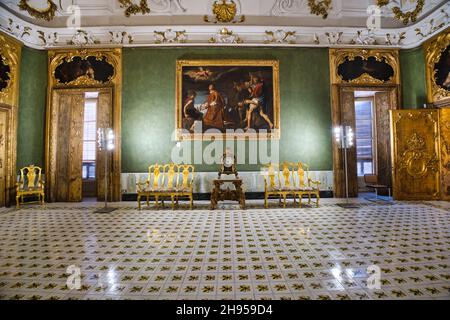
[45,48,122,202]
[329,48,401,198]
[0,32,21,206]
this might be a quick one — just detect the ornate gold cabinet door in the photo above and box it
[390,110,441,200]
[0,108,8,206]
[440,108,450,200]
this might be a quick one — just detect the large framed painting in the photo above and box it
[425,31,450,106]
[176,60,280,140]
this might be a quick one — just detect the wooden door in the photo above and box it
[390,109,441,200]
[374,90,397,188]
[48,90,85,202]
[96,89,113,202]
[334,88,358,197]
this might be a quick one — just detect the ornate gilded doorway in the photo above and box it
[0,33,21,207]
[45,49,122,202]
[329,49,400,198]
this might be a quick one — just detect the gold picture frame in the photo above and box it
[425,29,450,106]
[176,59,280,140]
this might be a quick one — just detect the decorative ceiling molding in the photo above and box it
[377,0,425,25]
[204,0,245,24]
[0,2,448,50]
[18,0,57,21]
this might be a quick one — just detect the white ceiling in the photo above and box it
[0,0,448,49]
[2,0,447,28]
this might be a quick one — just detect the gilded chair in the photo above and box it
[175,164,195,209]
[136,164,165,210]
[293,162,321,207]
[16,165,45,208]
[262,163,282,208]
[159,163,178,209]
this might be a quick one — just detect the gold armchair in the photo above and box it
[175,164,195,209]
[137,163,164,209]
[16,165,45,208]
[292,162,321,207]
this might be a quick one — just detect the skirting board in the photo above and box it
[121,171,334,194]
[122,191,334,201]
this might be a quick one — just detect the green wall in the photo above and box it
[400,47,427,108]
[122,47,332,172]
[17,47,47,169]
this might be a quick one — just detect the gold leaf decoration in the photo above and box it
[18,0,57,21]
[308,0,332,19]
[118,0,151,17]
[377,0,425,25]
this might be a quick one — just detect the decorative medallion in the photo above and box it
[399,132,438,179]
[18,0,57,21]
[119,0,151,17]
[377,0,425,25]
[308,0,332,19]
[204,0,245,24]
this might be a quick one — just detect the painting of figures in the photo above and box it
[176,60,280,140]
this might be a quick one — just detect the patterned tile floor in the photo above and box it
[0,199,449,300]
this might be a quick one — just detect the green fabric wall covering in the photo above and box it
[17,47,47,170]
[400,47,427,109]
[122,47,332,172]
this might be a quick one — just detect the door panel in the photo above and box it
[374,91,394,188]
[440,108,450,200]
[0,110,7,206]
[96,89,113,201]
[53,92,84,202]
[390,110,441,200]
[337,89,358,197]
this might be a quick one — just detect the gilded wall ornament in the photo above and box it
[308,0,332,19]
[329,48,400,85]
[18,0,57,21]
[154,29,187,44]
[119,0,151,17]
[377,0,425,25]
[425,30,450,104]
[204,0,245,24]
[209,28,242,43]
[264,30,296,44]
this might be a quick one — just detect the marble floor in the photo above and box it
[0,199,449,300]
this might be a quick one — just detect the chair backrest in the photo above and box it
[163,163,178,190]
[147,164,164,189]
[293,162,308,188]
[279,161,295,189]
[177,164,195,189]
[364,174,378,184]
[18,165,43,190]
[261,163,280,189]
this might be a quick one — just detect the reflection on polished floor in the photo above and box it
[0,199,449,300]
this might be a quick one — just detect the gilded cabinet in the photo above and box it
[390,109,449,200]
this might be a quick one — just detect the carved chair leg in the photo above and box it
[155,196,159,209]
[137,195,141,210]
[264,193,268,209]
[16,195,20,209]
[146,196,149,207]
[190,194,193,210]
[283,194,287,208]
[171,195,175,210]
